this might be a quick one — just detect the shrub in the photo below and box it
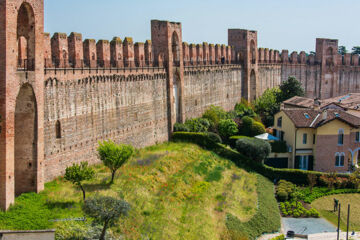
[270,141,288,153]
[270,235,285,240]
[277,191,288,202]
[206,132,222,144]
[229,136,250,149]
[250,121,266,137]
[173,123,189,132]
[218,119,238,139]
[97,140,134,184]
[185,118,210,132]
[236,137,271,162]
[202,105,228,127]
[239,116,253,136]
[234,99,257,119]
[83,196,131,240]
[64,162,95,200]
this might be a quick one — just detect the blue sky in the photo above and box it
[44,0,359,53]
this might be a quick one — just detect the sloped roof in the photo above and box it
[282,109,360,128]
[283,96,315,108]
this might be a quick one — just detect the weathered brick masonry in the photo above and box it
[1,0,360,209]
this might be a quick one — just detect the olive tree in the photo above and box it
[83,195,130,240]
[97,140,134,184]
[64,162,95,200]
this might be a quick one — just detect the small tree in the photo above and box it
[83,196,130,240]
[64,162,95,200]
[307,174,317,193]
[338,46,347,55]
[352,46,360,55]
[277,76,305,102]
[98,140,134,184]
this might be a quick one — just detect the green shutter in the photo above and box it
[308,156,314,170]
[295,156,300,169]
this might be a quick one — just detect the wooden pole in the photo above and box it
[337,203,341,240]
[346,204,350,240]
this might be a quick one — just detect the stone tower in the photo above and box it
[316,38,339,99]
[228,29,258,101]
[151,20,184,132]
[0,0,45,210]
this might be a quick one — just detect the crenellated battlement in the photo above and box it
[43,32,157,70]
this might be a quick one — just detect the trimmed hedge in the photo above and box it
[299,187,360,203]
[226,174,281,239]
[270,141,288,153]
[172,132,351,186]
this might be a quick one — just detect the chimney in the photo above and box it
[280,103,285,110]
[322,110,328,120]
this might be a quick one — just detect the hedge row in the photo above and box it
[172,132,350,186]
[225,174,281,239]
[299,187,360,203]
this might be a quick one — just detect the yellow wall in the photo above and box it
[296,128,315,149]
[317,119,351,135]
[273,112,296,167]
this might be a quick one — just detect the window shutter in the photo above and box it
[295,156,300,169]
[308,156,314,170]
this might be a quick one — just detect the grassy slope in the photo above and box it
[0,142,260,239]
[312,194,360,231]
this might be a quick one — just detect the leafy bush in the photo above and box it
[64,162,95,200]
[202,105,228,127]
[277,76,305,103]
[236,137,271,162]
[276,180,295,202]
[97,140,134,184]
[206,132,222,144]
[270,235,285,240]
[185,118,210,132]
[239,116,253,136]
[173,123,190,132]
[250,121,266,136]
[229,136,249,149]
[218,119,238,139]
[234,100,257,119]
[270,141,288,153]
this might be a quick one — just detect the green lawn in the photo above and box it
[312,194,360,231]
[0,142,262,239]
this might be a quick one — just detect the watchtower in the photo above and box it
[0,0,45,210]
[316,38,339,99]
[151,20,184,132]
[228,29,258,101]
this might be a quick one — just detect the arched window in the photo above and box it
[17,3,35,71]
[335,152,345,167]
[338,129,344,145]
[56,120,61,139]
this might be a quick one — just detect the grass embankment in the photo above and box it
[0,142,261,239]
[312,194,360,231]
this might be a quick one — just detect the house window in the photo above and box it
[277,117,282,128]
[335,152,345,167]
[356,131,360,142]
[313,134,316,145]
[303,133,307,144]
[338,129,344,145]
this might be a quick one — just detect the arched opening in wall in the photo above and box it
[250,40,256,64]
[56,120,61,139]
[172,32,180,65]
[14,84,38,197]
[250,70,257,101]
[173,72,181,123]
[17,2,35,71]
[241,72,248,100]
